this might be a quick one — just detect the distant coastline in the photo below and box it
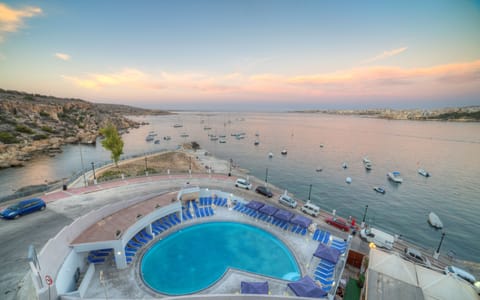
[292,106,480,122]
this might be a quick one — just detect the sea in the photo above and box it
[1,112,479,262]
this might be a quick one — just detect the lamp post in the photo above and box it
[265,167,269,186]
[433,231,446,259]
[91,162,97,184]
[144,155,148,176]
[228,158,232,176]
[361,205,368,228]
[308,184,312,201]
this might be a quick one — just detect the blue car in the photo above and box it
[1,198,46,219]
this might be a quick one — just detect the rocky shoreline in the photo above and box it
[0,89,170,169]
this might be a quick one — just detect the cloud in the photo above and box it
[54,53,70,61]
[62,59,480,101]
[0,3,42,42]
[361,47,408,64]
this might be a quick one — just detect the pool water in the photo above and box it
[140,222,301,295]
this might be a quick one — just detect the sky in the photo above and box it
[0,0,479,111]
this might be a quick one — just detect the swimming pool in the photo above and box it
[140,222,301,295]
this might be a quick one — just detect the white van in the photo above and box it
[360,227,395,250]
[301,202,320,217]
[235,178,252,190]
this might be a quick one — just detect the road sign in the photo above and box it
[45,275,53,286]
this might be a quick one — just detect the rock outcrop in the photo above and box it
[0,88,170,169]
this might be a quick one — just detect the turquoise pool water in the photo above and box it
[140,222,301,295]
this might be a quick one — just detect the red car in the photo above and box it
[325,216,350,232]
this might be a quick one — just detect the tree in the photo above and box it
[100,123,124,166]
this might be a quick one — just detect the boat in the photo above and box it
[173,124,183,128]
[145,135,154,142]
[154,140,160,144]
[254,140,260,146]
[210,135,218,141]
[281,149,288,155]
[203,126,211,130]
[365,162,372,170]
[428,212,443,229]
[219,134,226,138]
[418,169,431,177]
[320,144,324,148]
[387,171,403,183]
[268,152,274,158]
[163,136,171,140]
[342,162,348,169]
[373,187,386,194]
[316,167,323,172]
[346,177,352,184]
[180,133,189,138]
[363,157,371,164]
[219,139,226,143]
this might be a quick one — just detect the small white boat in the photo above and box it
[346,177,352,184]
[428,212,443,229]
[342,162,348,169]
[163,136,171,140]
[316,167,323,172]
[268,152,274,158]
[387,171,403,183]
[418,169,431,177]
[320,144,324,148]
[281,149,288,155]
[154,140,160,144]
[180,132,189,138]
[219,139,226,143]
[254,140,260,146]
[363,157,371,164]
[173,124,183,128]
[365,162,372,170]
[145,135,154,142]
[373,186,386,194]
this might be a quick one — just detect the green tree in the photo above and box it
[99,124,124,166]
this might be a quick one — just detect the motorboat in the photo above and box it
[428,212,443,229]
[154,140,160,144]
[387,171,403,183]
[163,136,171,140]
[365,162,373,170]
[346,177,352,184]
[145,135,154,142]
[281,149,288,155]
[373,187,386,194]
[173,124,183,128]
[268,152,274,158]
[254,140,260,146]
[320,144,324,148]
[342,162,348,169]
[219,139,226,143]
[363,157,371,164]
[316,167,323,172]
[418,168,431,177]
[180,132,189,138]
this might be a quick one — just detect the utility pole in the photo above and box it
[265,167,269,186]
[308,184,312,201]
[361,205,368,228]
[433,232,446,259]
[91,162,96,184]
[79,143,87,187]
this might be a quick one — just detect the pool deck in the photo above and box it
[82,206,327,298]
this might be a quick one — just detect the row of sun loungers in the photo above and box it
[314,259,335,292]
[87,248,113,264]
[198,197,228,207]
[330,239,347,254]
[233,202,309,235]
[312,229,331,244]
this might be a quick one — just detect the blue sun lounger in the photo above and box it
[88,256,106,264]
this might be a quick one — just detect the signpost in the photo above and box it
[45,275,53,300]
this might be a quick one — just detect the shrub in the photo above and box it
[15,124,34,134]
[39,111,50,118]
[32,134,49,140]
[41,126,54,133]
[0,132,19,144]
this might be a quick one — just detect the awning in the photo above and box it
[291,214,312,228]
[314,243,341,264]
[258,204,278,216]
[274,209,294,222]
[287,276,327,298]
[241,281,269,294]
[246,200,264,210]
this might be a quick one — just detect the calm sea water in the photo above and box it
[1,112,479,262]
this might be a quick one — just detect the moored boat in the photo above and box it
[365,162,372,170]
[387,171,403,183]
[418,168,431,177]
[254,140,260,146]
[428,212,443,229]
[373,186,386,194]
[346,177,352,184]
[154,140,160,144]
[281,149,288,155]
[268,152,274,158]
[342,162,348,169]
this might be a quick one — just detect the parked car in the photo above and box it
[235,178,252,190]
[360,227,395,249]
[325,216,350,232]
[0,198,46,219]
[301,201,320,217]
[444,266,477,285]
[404,247,431,267]
[255,186,273,197]
[279,194,297,208]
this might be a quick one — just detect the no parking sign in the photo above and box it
[45,275,53,286]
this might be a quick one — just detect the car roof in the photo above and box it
[19,198,43,204]
[406,247,422,256]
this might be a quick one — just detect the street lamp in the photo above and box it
[361,205,368,228]
[144,155,148,174]
[308,184,312,201]
[228,158,232,176]
[433,231,446,259]
[91,162,96,180]
[265,167,269,186]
